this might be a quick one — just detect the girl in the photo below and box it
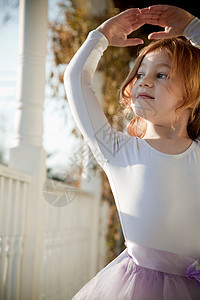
[64,5,200,299]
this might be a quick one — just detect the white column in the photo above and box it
[11,0,47,149]
[8,0,48,299]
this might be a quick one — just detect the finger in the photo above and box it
[139,11,164,26]
[122,8,141,18]
[140,7,151,15]
[131,20,145,31]
[126,12,145,22]
[140,12,162,20]
[148,31,171,39]
[140,16,162,27]
[125,38,144,47]
[125,15,144,23]
[140,6,166,16]
[148,5,170,12]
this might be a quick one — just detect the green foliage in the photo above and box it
[50,1,138,124]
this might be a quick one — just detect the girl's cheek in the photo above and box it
[131,86,137,104]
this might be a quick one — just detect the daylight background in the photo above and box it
[0,0,81,180]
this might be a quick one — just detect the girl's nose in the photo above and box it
[139,76,154,88]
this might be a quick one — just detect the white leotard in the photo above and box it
[64,18,200,259]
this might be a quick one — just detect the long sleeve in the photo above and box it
[64,30,130,169]
[183,17,200,48]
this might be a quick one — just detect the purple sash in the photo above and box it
[125,241,200,286]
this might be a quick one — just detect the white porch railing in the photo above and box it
[0,164,109,300]
[0,164,32,300]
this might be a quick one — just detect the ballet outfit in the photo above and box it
[64,17,200,300]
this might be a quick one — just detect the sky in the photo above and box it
[0,0,81,177]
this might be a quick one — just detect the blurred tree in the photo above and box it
[0,0,19,25]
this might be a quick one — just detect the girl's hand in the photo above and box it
[96,8,144,47]
[140,5,195,39]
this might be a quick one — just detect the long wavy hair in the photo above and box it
[119,37,200,140]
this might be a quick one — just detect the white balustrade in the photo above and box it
[0,166,109,300]
[0,165,31,300]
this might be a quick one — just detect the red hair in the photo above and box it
[119,37,200,140]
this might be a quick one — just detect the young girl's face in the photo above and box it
[131,49,183,126]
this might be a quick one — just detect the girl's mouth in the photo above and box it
[137,92,154,99]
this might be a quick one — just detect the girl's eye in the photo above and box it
[157,73,168,79]
[136,73,144,80]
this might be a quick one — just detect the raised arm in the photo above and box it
[64,9,144,168]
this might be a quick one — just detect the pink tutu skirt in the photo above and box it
[72,242,200,300]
